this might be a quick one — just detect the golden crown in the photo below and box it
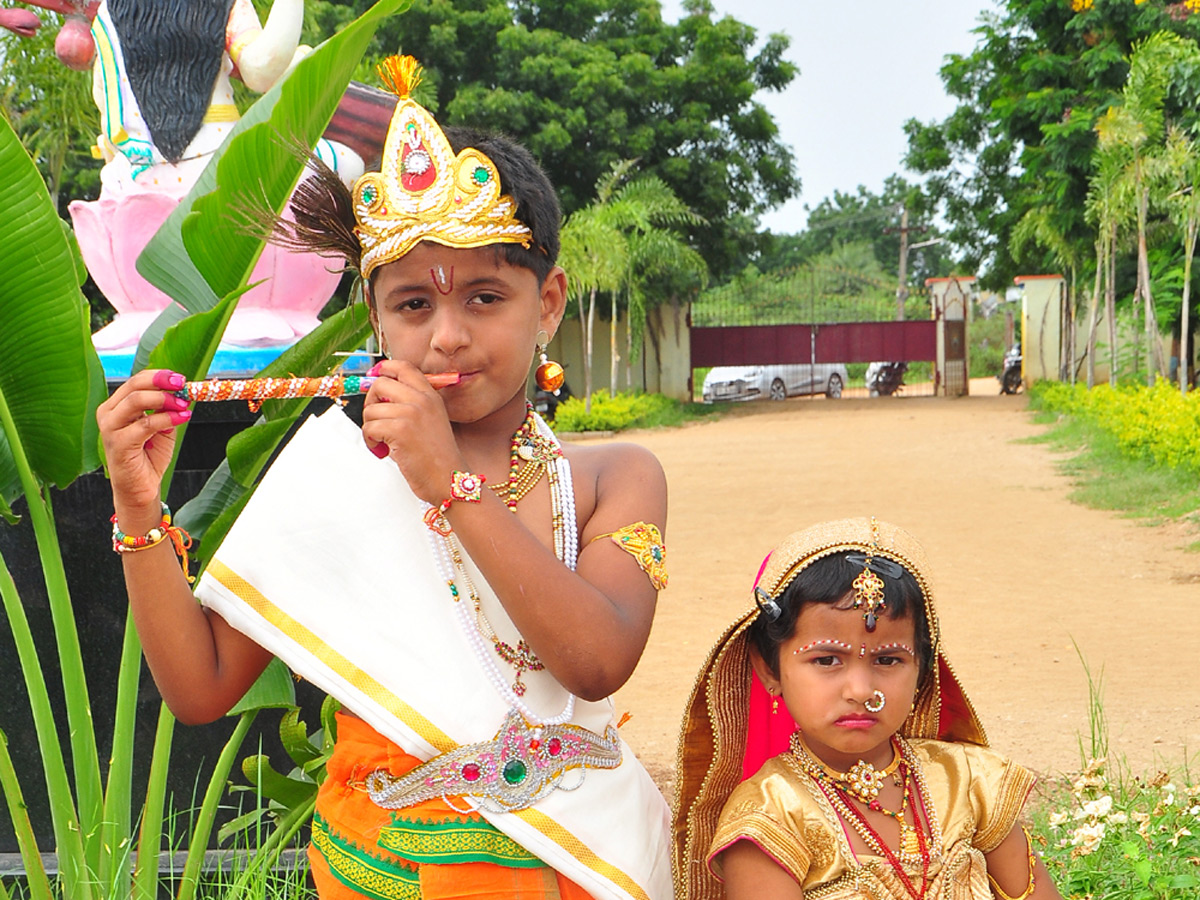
[352,57,533,279]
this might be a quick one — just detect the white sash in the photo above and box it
[194,406,671,900]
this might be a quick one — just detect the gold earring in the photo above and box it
[534,329,564,391]
[770,690,779,716]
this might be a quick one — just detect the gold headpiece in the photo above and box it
[352,56,533,279]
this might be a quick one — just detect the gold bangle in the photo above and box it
[987,824,1036,900]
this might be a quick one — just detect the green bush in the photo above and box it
[552,390,687,432]
[1032,381,1200,476]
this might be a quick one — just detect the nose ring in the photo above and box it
[864,690,886,713]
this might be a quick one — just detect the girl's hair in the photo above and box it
[748,551,932,679]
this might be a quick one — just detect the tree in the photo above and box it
[904,0,1200,289]
[0,13,98,213]
[303,0,799,281]
[755,176,951,287]
[559,159,705,408]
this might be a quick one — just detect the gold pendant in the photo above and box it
[900,824,920,857]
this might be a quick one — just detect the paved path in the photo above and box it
[596,382,1200,793]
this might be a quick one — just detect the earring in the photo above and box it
[534,329,564,392]
[770,689,779,716]
[864,690,886,713]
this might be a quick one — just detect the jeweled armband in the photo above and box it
[591,521,668,589]
[364,708,622,814]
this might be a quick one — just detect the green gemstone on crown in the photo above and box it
[361,185,377,205]
[473,167,490,185]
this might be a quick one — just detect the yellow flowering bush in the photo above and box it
[1033,381,1200,475]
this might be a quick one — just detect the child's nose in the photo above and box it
[430,308,469,356]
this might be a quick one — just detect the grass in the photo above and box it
[1027,657,1200,899]
[1023,406,1200,551]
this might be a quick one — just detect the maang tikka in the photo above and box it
[847,517,902,631]
[535,330,564,392]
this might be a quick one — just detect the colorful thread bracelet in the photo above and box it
[110,503,194,583]
[422,471,486,535]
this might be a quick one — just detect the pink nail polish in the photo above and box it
[369,441,389,459]
[168,410,192,425]
[367,362,382,377]
[152,370,185,391]
[163,395,188,411]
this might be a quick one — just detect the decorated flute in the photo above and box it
[174,372,460,411]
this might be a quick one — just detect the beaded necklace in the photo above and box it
[788,734,939,900]
[487,404,561,512]
[423,409,577,726]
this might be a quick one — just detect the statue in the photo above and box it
[7,0,364,352]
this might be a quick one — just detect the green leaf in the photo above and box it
[278,707,323,767]
[228,658,296,716]
[174,459,248,546]
[137,0,413,320]
[226,418,295,488]
[216,808,267,846]
[0,114,104,504]
[0,730,54,900]
[239,755,318,810]
[145,286,247,381]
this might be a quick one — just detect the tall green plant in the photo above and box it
[1,3,408,898]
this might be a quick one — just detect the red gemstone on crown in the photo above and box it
[547,738,562,756]
[461,763,482,782]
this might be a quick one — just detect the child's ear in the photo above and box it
[539,266,567,335]
[748,644,782,696]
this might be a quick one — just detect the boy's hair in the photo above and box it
[748,550,932,680]
[443,126,561,284]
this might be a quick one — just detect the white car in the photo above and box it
[701,364,847,402]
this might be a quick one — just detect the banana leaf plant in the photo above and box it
[0,2,408,898]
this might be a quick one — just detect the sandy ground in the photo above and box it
[594,379,1200,792]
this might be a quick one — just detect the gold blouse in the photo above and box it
[708,739,1035,900]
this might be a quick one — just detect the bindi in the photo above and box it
[429,265,454,295]
[793,639,853,655]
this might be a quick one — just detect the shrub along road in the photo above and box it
[601,382,1200,793]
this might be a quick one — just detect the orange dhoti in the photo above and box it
[309,714,596,900]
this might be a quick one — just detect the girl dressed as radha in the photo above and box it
[673,517,1062,900]
[97,56,672,900]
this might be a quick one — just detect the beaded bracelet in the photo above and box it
[422,471,486,535]
[110,502,194,583]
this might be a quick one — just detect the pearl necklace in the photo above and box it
[423,411,578,727]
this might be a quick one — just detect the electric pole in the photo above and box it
[895,206,909,321]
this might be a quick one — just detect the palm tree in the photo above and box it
[559,161,706,409]
[1161,126,1200,395]
[1099,32,1200,384]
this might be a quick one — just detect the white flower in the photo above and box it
[1081,796,1113,818]
[1108,812,1128,824]
[1048,811,1070,827]
[1070,821,1106,855]
[1168,827,1192,848]
[1188,804,1200,817]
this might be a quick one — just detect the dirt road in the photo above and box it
[600,381,1200,790]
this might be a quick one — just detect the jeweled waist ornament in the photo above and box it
[365,708,622,814]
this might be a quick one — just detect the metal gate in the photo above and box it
[689,267,971,398]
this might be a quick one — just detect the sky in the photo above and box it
[660,0,998,234]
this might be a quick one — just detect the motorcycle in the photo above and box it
[865,361,908,397]
[998,342,1022,394]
